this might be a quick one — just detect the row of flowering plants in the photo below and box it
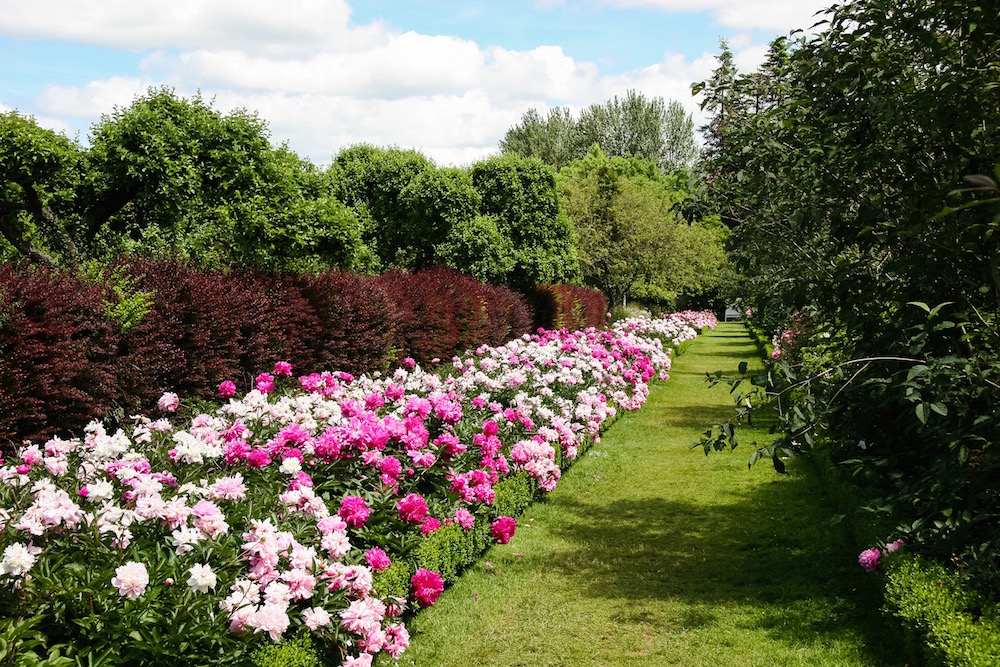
[0,312,715,666]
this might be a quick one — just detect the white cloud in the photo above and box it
[0,0,374,54]
[600,0,832,32]
[9,0,805,165]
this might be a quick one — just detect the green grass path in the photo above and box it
[399,323,908,667]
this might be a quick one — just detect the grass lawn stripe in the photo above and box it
[396,323,908,667]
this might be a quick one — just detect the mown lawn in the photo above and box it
[395,323,909,667]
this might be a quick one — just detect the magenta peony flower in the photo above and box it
[218,380,237,398]
[491,516,517,544]
[273,361,293,376]
[255,372,275,394]
[411,568,444,607]
[396,492,429,524]
[455,508,475,530]
[420,516,442,535]
[858,547,881,572]
[338,495,371,528]
[365,547,392,572]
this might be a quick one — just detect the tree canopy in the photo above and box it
[499,91,698,173]
[558,146,725,307]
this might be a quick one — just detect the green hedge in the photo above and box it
[884,556,1000,667]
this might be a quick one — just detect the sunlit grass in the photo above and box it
[396,324,909,667]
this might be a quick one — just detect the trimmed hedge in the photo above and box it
[375,267,533,365]
[0,260,539,448]
[525,283,607,331]
[885,555,1000,667]
[0,264,120,447]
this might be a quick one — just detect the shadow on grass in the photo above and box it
[542,468,909,666]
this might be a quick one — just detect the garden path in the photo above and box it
[398,323,907,667]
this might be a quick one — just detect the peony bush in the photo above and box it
[0,312,714,665]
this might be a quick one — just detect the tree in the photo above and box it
[471,154,580,289]
[576,90,698,173]
[558,146,724,307]
[0,87,370,271]
[695,0,1000,590]
[499,107,579,170]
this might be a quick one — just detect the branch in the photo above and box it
[765,356,924,399]
[0,207,60,268]
[15,177,80,268]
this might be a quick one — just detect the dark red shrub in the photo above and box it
[481,282,533,346]
[291,271,396,374]
[524,284,606,331]
[0,264,120,447]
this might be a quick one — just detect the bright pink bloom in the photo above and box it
[218,380,237,398]
[491,516,517,544]
[455,508,475,530]
[247,448,272,469]
[886,539,905,553]
[396,493,428,524]
[339,495,371,528]
[365,547,392,572]
[420,517,442,535]
[859,547,881,572]
[273,361,293,376]
[255,372,275,394]
[411,568,444,607]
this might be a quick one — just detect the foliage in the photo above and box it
[499,107,579,170]
[0,264,120,446]
[693,0,1000,595]
[558,146,726,307]
[0,88,371,272]
[470,155,580,289]
[884,555,1000,667]
[525,284,607,332]
[499,93,698,173]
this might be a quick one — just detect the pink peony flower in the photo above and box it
[157,392,179,413]
[111,561,149,599]
[302,606,332,630]
[420,517,442,535]
[339,495,371,529]
[454,508,475,530]
[858,547,881,572]
[491,516,517,544]
[886,539,905,553]
[342,655,373,667]
[365,547,392,572]
[411,568,444,607]
[218,380,237,398]
[396,493,429,524]
[255,372,275,394]
[273,361,293,376]
[249,603,290,641]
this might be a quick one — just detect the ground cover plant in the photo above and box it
[0,311,714,665]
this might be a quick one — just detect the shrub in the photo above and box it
[526,284,606,331]
[0,264,120,447]
[884,555,1000,667]
[291,270,396,374]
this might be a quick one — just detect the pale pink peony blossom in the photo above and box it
[111,561,149,599]
[157,392,180,413]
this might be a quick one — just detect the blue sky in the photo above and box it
[0,0,830,165]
